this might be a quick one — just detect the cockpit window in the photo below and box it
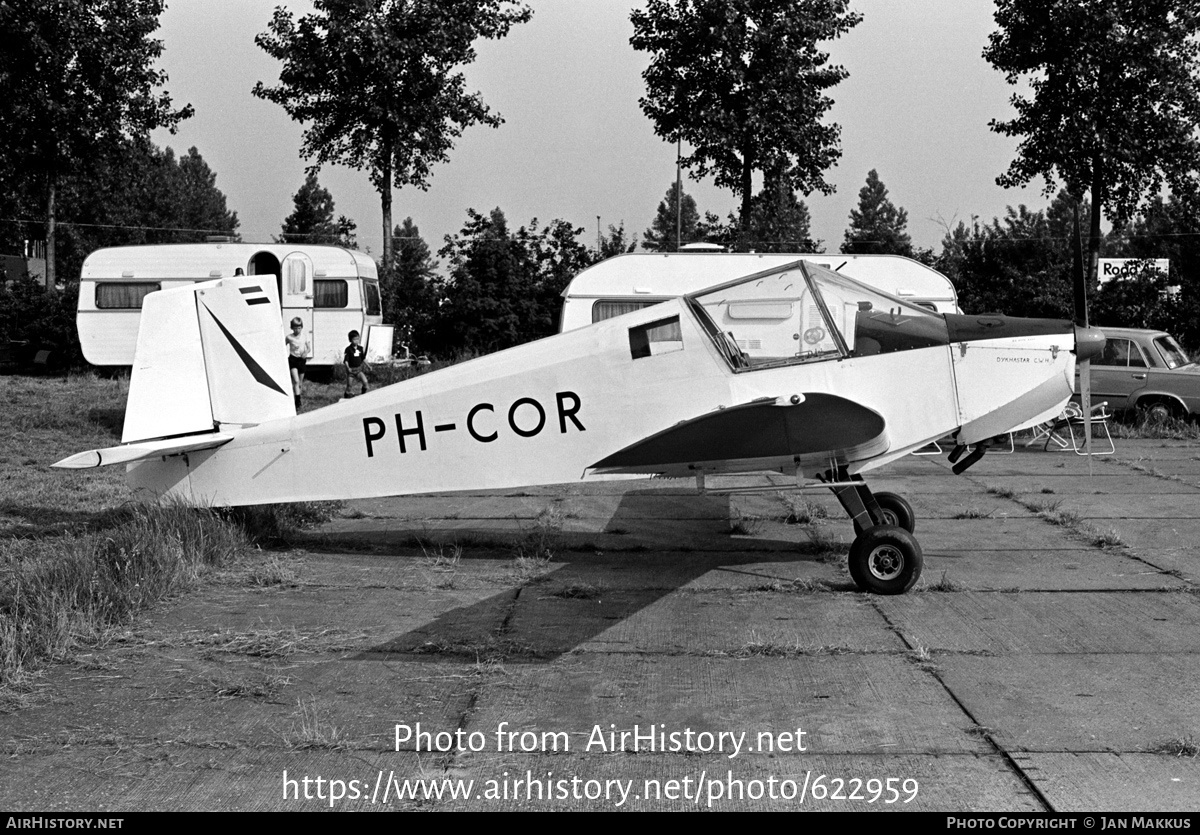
[629,315,683,359]
[686,261,949,371]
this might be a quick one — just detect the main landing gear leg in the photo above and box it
[825,468,923,595]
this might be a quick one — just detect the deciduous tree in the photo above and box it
[436,209,591,355]
[985,0,1200,308]
[630,0,860,249]
[0,0,192,288]
[597,222,639,260]
[254,0,531,265]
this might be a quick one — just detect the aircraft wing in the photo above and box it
[588,394,888,476]
[52,433,235,469]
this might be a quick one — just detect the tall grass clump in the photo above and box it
[0,503,249,685]
[224,501,343,546]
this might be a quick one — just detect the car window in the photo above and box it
[1154,336,1190,369]
[1128,341,1147,367]
[1098,338,1146,368]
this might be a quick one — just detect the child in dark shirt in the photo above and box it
[343,330,369,398]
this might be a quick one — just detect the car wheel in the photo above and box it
[1140,400,1179,423]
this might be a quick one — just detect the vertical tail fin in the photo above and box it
[121,276,294,443]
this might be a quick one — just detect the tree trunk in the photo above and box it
[738,147,753,252]
[380,152,393,267]
[45,175,56,292]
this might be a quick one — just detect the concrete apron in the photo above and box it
[1,439,1197,811]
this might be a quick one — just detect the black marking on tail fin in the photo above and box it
[200,302,288,396]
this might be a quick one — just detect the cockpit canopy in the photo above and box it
[686,261,950,371]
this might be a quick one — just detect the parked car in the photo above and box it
[1075,327,1199,419]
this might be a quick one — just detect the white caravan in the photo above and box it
[560,253,959,360]
[77,243,383,367]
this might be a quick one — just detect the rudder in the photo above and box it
[122,276,294,443]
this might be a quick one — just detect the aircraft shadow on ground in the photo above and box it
[344,488,855,665]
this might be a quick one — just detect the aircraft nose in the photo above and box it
[1075,325,1105,362]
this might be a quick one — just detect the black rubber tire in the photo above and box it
[848,525,923,595]
[1139,400,1180,423]
[874,491,915,533]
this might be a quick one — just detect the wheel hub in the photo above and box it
[868,544,905,581]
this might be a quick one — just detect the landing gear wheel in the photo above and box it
[848,525,923,595]
[874,491,915,533]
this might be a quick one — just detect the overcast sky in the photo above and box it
[151,0,1050,263]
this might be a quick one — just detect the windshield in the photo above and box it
[1154,335,1191,369]
[686,261,949,371]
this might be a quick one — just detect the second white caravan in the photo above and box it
[560,253,960,360]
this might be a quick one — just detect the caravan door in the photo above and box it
[281,252,315,359]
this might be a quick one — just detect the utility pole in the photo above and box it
[675,137,682,251]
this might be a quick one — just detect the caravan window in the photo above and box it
[314,279,348,308]
[364,281,381,316]
[95,282,160,309]
[593,299,664,323]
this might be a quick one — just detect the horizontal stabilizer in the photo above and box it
[589,394,888,474]
[52,433,234,469]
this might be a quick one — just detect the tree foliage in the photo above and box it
[747,163,818,252]
[381,217,440,351]
[1101,195,1200,343]
[42,142,238,288]
[841,169,912,256]
[597,222,639,260]
[935,190,1092,320]
[643,182,702,251]
[279,173,356,247]
[984,0,1200,308]
[0,0,192,287]
[254,0,531,264]
[630,0,860,246]
[435,209,593,355]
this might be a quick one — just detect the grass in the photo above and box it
[919,571,963,592]
[210,672,291,700]
[952,507,995,519]
[0,503,249,685]
[1112,412,1200,441]
[723,636,851,658]
[509,507,564,581]
[544,582,602,600]
[728,507,765,536]
[284,697,348,750]
[776,493,829,524]
[0,374,342,688]
[754,577,832,594]
[1146,735,1199,758]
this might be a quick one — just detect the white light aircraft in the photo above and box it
[55,260,1105,594]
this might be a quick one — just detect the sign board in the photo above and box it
[1097,258,1169,284]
